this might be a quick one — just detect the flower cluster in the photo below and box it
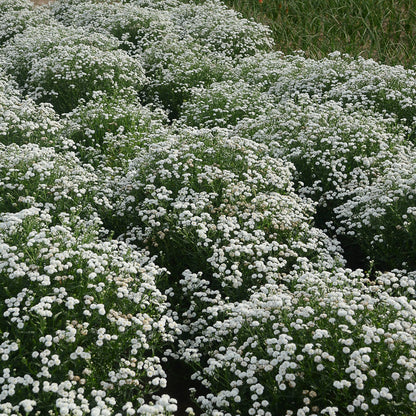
[61,92,169,167]
[107,128,343,303]
[178,268,416,416]
[0,72,62,146]
[0,207,178,415]
[236,51,416,128]
[335,148,416,269]
[139,32,232,118]
[51,0,174,50]
[1,24,146,113]
[0,143,98,216]
[234,94,409,205]
[179,80,274,129]
[1,0,416,414]
[169,0,273,60]
[0,0,53,45]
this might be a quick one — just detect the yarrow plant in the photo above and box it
[1,23,118,87]
[51,0,174,52]
[139,32,233,118]
[335,148,416,269]
[177,268,416,416]
[233,94,410,205]
[1,24,146,113]
[0,72,62,146]
[0,207,178,415]
[169,0,274,60]
[0,0,53,46]
[0,143,99,216]
[235,51,416,125]
[179,80,275,129]
[61,92,169,167]
[106,129,343,303]
[1,0,416,414]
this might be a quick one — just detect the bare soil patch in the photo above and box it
[32,0,53,5]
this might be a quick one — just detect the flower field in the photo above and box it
[1,0,416,415]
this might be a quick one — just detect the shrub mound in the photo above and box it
[1,0,416,415]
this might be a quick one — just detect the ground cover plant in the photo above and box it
[1,0,416,415]
[0,71,62,146]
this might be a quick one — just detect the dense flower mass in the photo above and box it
[0,0,54,45]
[1,0,416,415]
[0,208,178,415]
[1,24,146,113]
[0,71,62,146]
[335,148,416,269]
[233,95,410,204]
[178,269,416,416]
[61,92,169,167]
[107,129,343,300]
[51,0,175,51]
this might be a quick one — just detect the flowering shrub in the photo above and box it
[51,0,174,52]
[1,24,117,86]
[179,80,274,128]
[1,24,146,113]
[0,0,32,12]
[178,269,416,416]
[335,149,416,269]
[0,0,53,45]
[375,269,416,299]
[108,129,343,302]
[2,0,416,414]
[0,207,178,415]
[170,0,273,60]
[139,32,232,118]
[127,0,182,11]
[0,73,62,146]
[236,51,416,132]
[62,92,168,167]
[28,44,144,114]
[0,144,99,216]
[234,95,409,205]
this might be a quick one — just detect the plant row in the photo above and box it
[0,0,416,415]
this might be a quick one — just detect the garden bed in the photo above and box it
[1,0,416,415]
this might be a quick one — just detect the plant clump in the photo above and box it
[177,268,416,416]
[1,0,416,414]
[0,207,178,415]
[61,92,169,167]
[0,72,62,146]
[1,24,146,113]
[106,129,343,304]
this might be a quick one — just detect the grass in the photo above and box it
[223,0,416,67]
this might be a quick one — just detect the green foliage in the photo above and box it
[224,0,416,67]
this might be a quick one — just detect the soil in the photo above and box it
[162,359,209,416]
[32,0,53,5]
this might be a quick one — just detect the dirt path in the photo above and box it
[32,0,53,5]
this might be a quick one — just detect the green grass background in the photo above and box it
[224,0,416,67]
